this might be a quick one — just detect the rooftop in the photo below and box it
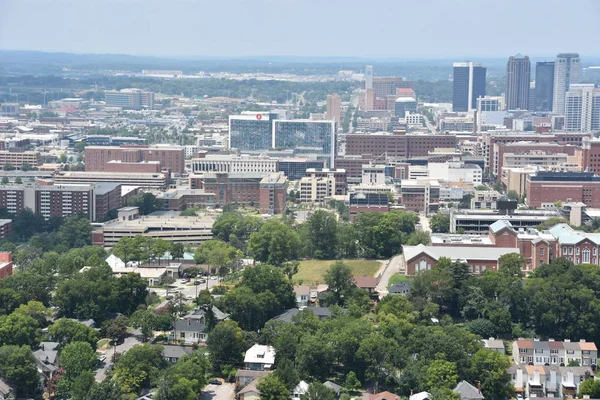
[403,244,519,263]
[244,344,276,366]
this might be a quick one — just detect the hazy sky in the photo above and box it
[1,0,600,58]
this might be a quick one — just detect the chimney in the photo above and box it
[565,339,571,343]
[580,339,586,342]
[567,371,574,384]
[478,381,481,394]
[410,389,414,396]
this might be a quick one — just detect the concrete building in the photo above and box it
[84,144,185,174]
[553,53,580,115]
[277,158,325,180]
[565,84,600,132]
[345,132,457,159]
[535,61,555,112]
[326,94,341,123]
[305,168,347,195]
[105,89,154,109]
[527,171,600,208]
[582,138,600,175]
[299,176,335,202]
[493,142,581,176]
[228,112,277,151]
[349,192,389,221]
[0,103,19,117]
[428,161,482,184]
[394,97,417,117]
[191,155,278,174]
[502,151,578,171]
[156,189,216,211]
[273,120,336,167]
[450,208,561,234]
[506,54,531,110]
[502,167,536,197]
[471,189,502,209]
[54,170,168,189]
[400,179,440,214]
[259,173,288,214]
[0,150,40,169]
[453,62,487,112]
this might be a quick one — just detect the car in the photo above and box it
[199,279,206,284]
[98,355,106,363]
[180,279,188,284]
[210,276,217,280]
[209,379,222,385]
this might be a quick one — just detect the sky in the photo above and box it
[1,0,600,59]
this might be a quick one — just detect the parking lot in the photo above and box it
[201,382,235,400]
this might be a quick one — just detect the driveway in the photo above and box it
[94,332,143,382]
[151,277,221,301]
[418,213,431,233]
[376,254,403,298]
[201,383,235,400]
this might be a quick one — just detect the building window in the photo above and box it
[583,249,591,263]
[540,248,545,256]
[563,247,568,255]
[569,247,573,255]
[576,248,580,255]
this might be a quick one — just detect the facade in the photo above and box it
[450,209,560,234]
[305,168,347,195]
[0,252,12,280]
[191,155,278,174]
[228,112,276,151]
[476,96,503,112]
[244,344,276,371]
[0,103,19,117]
[553,53,580,115]
[502,151,574,170]
[394,97,417,117]
[273,120,336,167]
[326,94,341,122]
[259,173,288,214]
[565,84,600,132]
[427,161,482,184]
[370,76,415,99]
[502,167,536,197]
[277,158,325,180]
[299,176,335,202]
[349,192,389,221]
[509,364,592,399]
[0,150,40,168]
[535,61,555,112]
[493,141,580,176]
[506,54,531,110]
[512,339,597,367]
[156,189,216,210]
[104,89,154,109]
[400,179,440,215]
[345,133,457,159]
[526,171,600,208]
[582,138,600,175]
[84,144,184,174]
[54,170,168,189]
[471,189,501,209]
[452,62,486,112]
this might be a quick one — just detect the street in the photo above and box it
[95,333,143,382]
[201,383,235,400]
[418,213,431,233]
[376,254,403,297]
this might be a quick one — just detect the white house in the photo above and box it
[244,344,276,371]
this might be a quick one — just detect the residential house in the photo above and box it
[33,342,60,379]
[323,381,342,397]
[453,381,484,400]
[371,391,402,400]
[183,305,230,323]
[235,370,270,389]
[163,345,192,364]
[0,378,13,400]
[292,381,309,399]
[482,338,505,354]
[509,364,593,399]
[244,344,276,371]
[294,285,310,308]
[271,307,344,323]
[388,281,412,296]
[512,339,597,366]
[172,319,207,344]
[238,379,261,400]
[408,392,431,400]
[354,276,378,295]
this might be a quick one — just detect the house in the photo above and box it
[172,319,207,344]
[238,379,261,400]
[354,276,378,295]
[244,344,276,370]
[0,378,13,400]
[235,370,270,389]
[294,285,310,308]
[409,392,431,400]
[512,339,597,366]
[482,338,505,354]
[388,281,412,296]
[323,381,342,397]
[453,381,484,400]
[163,345,192,364]
[508,364,593,399]
[371,391,402,400]
[292,380,309,399]
[33,342,60,379]
[271,307,344,323]
[183,305,229,323]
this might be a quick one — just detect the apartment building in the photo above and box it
[84,144,185,174]
[0,150,40,168]
[349,192,389,222]
[509,364,591,399]
[526,171,600,208]
[512,339,597,367]
[400,179,440,215]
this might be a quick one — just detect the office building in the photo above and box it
[565,84,600,132]
[502,151,578,171]
[452,62,486,112]
[506,54,531,110]
[427,161,482,184]
[527,171,600,208]
[553,53,580,115]
[345,132,457,159]
[277,158,325,180]
[450,208,561,234]
[104,89,154,109]
[476,96,503,112]
[156,189,216,211]
[0,103,19,117]
[191,155,278,174]
[54,170,168,189]
[228,112,277,151]
[326,94,341,123]
[400,179,440,214]
[582,138,600,175]
[85,145,185,174]
[534,62,555,112]
[305,168,347,195]
[259,173,288,214]
[501,166,536,197]
[273,120,336,167]
[370,77,415,99]
[0,151,40,169]
[299,176,335,202]
[365,65,373,90]
[394,97,417,117]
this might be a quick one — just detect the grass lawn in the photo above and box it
[97,339,110,349]
[293,259,381,285]
[387,273,411,288]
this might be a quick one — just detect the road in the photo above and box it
[95,333,143,382]
[201,383,235,400]
[422,113,436,134]
[150,277,221,300]
[419,213,431,233]
[376,254,404,297]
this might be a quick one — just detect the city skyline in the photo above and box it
[1,0,599,58]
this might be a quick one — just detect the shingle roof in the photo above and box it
[371,391,402,400]
[323,381,341,394]
[174,319,206,333]
[0,378,11,396]
[354,276,377,288]
[294,285,310,296]
[453,380,484,400]
[516,340,533,349]
[238,379,260,395]
[163,345,193,359]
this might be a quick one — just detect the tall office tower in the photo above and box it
[326,94,341,122]
[365,65,373,90]
[564,84,600,132]
[273,120,337,167]
[505,54,531,110]
[528,82,536,111]
[452,62,486,112]
[228,112,277,151]
[553,53,581,115]
[535,62,555,111]
[105,89,154,109]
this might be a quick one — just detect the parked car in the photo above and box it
[209,379,222,385]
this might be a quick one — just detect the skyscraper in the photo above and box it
[564,84,600,132]
[326,94,341,123]
[505,54,531,110]
[553,53,581,115]
[534,61,555,112]
[365,65,373,90]
[452,62,486,112]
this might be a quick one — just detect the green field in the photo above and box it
[387,273,411,288]
[293,259,382,285]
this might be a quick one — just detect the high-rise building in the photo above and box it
[105,89,154,109]
[394,97,417,117]
[365,65,373,90]
[564,84,600,132]
[452,62,486,112]
[326,94,341,123]
[228,112,277,151]
[272,120,337,167]
[553,53,580,115]
[505,54,531,110]
[535,62,555,112]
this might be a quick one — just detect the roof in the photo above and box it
[354,276,377,288]
[293,381,309,395]
[515,340,534,349]
[371,391,402,400]
[163,345,193,359]
[272,307,342,323]
[294,285,310,296]
[389,281,412,294]
[174,319,206,333]
[403,244,519,263]
[235,369,270,379]
[489,220,514,234]
[548,341,565,350]
[184,306,229,322]
[0,378,11,396]
[238,379,260,395]
[453,381,484,400]
[483,339,504,349]
[323,381,342,394]
[409,392,431,400]
[244,344,276,365]
[579,341,598,351]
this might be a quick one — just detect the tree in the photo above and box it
[0,288,22,316]
[356,332,399,391]
[85,379,122,400]
[12,301,51,328]
[579,378,600,398]
[70,370,95,400]
[0,345,40,397]
[465,319,496,338]
[101,316,129,344]
[536,217,569,231]
[47,318,99,349]
[507,190,519,200]
[305,210,339,259]
[498,253,524,278]
[128,192,161,215]
[425,359,458,390]
[194,240,242,275]
[248,220,301,266]
[15,177,22,184]
[301,382,336,400]
[430,213,450,233]
[59,153,68,163]
[55,216,93,249]
[156,377,196,400]
[0,313,40,347]
[113,344,167,394]
[274,358,299,390]
[163,352,210,394]
[324,261,356,306]
[153,238,170,265]
[407,230,431,245]
[468,349,513,400]
[0,177,7,185]
[296,333,335,380]
[60,341,97,379]
[170,242,185,260]
[212,212,263,252]
[257,374,291,400]
[3,163,15,171]
[344,371,362,393]
[206,321,246,374]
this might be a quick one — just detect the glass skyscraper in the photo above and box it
[452,62,486,112]
[228,113,277,151]
[273,120,336,167]
[535,62,555,112]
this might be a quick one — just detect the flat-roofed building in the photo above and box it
[104,89,154,109]
[527,171,600,208]
[400,179,440,215]
[191,155,278,174]
[0,150,40,168]
[305,168,347,195]
[156,189,216,211]
[349,192,389,222]
[450,208,561,234]
[85,144,184,174]
[299,176,335,202]
[53,170,168,189]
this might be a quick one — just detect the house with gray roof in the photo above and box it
[172,319,207,344]
[235,370,270,389]
[388,281,412,296]
[33,342,60,379]
[453,381,484,400]
[163,345,193,364]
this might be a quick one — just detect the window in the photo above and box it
[520,348,528,354]
[576,248,580,255]
[180,332,185,339]
[583,249,591,263]
[594,248,597,256]
[569,247,573,255]
[535,349,543,353]
[540,248,545,256]
[567,350,575,354]
[551,349,558,354]
[563,247,568,254]
[583,350,591,355]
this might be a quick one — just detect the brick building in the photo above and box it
[334,156,376,179]
[104,160,162,173]
[495,142,580,175]
[526,171,600,208]
[84,144,185,174]
[400,179,440,215]
[0,252,13,280]
[0,150,40,168]
[156,189,216,211]
[259,173,288,214]
[345,133,457,159]
[0,219,12,240]
[582,138,600,176]
[349,192,389,221]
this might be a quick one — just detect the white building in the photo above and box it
[299,176,335,202]
[553,53,580,115]
[244,344,276,371]
[427,161,482,184]
[191,154,278,174]
[565,84,600,132]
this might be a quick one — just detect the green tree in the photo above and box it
[430,213,450,233]
[206,321,246,374]
[15,177,22,184]
[257,374,291,400]
[0,288,22,316]
[156,377,196,400]
[12,301,51,328]
[70,370,95,400]
[194,240,242,275]
[425,359,458,390]
[407,230,431,245]
[212,212,263,252]
[248,220,301,266]
[507,190,519,200]
[101,316,129,344]
[59,153,68,163]
[3,163,15,171]
[0,313,41,347]
[127,192,161,215]
[113,344,167,394]
[47,318,99,349]
[305,210,339,259]
[468,349,513,400]
[0,177,7,185]
[163,352,210,393]
[579,378,600,398]
[296,333,334,380]
[324,261,356,306]
[170,242,185,260]
[85,378,123,400]
[153,238,171,265]
[356,332,399,391]
[301,382,336,400]
[535,217,569,231]
[60,341,97,379]
[0,345,40,397]
[344,371,362,392]
[274,358,299,390]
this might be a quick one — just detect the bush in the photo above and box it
[465,318,496,338]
